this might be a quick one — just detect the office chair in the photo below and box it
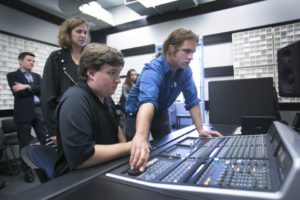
[0,130,8,189]
[175,102,191,128]
[21,144,57,183]
[0,118,20,175]
[0,128,5,162]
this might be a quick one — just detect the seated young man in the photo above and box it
[55,43,131,176]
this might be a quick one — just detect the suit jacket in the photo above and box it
[7,69,42,123]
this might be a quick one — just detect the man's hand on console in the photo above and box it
[199,128,223,137]
[129,134,151,172]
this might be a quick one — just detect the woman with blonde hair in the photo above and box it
[41,17,90,143]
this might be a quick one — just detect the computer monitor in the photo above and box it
[208,77,278,125]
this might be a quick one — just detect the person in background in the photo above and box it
[125,28,222,172]
[41,17,90,144]
[119,69,137,138]
[7,52,48,183]
[55,43,131,177]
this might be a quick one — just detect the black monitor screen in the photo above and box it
[208,77,277,125]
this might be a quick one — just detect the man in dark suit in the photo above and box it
[7,52,48,183]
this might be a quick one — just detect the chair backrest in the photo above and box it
[0,129,5,160]
[21,145,57,183]
[1,118,17,133]
[0,128,4,146]
[1,118,18,145]
[175,102,190,116]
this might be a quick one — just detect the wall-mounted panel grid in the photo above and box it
[0,33,58,110]
[233,28,273,68]
[234,65,274,80]
[232,23,300,103]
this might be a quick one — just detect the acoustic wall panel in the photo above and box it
[0,33,58,110]
[232,22,300,103]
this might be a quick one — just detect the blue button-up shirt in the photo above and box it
[125,55,200,117]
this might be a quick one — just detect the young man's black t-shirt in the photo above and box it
[55,82,118,177]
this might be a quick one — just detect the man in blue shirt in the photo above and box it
[125,28,222,172]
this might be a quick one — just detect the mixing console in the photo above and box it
[107,122,300,200]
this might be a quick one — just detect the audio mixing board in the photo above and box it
[107,122,300,200]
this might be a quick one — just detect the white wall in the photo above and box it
[2,0,300,73]
[0,5,60,111]
[106,0,300,124]
[108,0,300,47]
[121,53,154,75]
[203,43,233,68]
[1,0,299,122]
[107,0,300,73]
[0,4,59,44]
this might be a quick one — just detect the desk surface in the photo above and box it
[53,175,191,200]
[206,123,239,136]
[8,125,243,200]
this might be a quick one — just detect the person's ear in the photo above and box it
[86,68,95,80]
[168,45,176,55]
[168,45,174,52]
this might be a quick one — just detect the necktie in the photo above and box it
[24,72,33,83]
[23,72,40,104]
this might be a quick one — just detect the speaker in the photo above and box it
[277,40,300,97]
